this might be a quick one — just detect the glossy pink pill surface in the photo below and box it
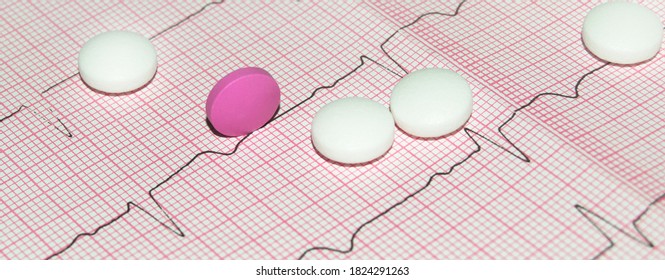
[205,67,281,137]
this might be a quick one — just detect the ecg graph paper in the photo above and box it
[1,0,664,260]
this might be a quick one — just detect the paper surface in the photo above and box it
[1,0,664,259]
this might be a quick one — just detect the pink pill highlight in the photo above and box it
[205,67,281,137]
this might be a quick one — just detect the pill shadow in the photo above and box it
[395,125,463,141]
[206,105,281,138]
[205,118,227,137]
[82,69,157,97]
[310,138,393,168]
[393,115,469,141]
[308,121,468,167]
[580,35,655,67]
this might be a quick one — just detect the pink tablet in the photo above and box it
[205,67,281,137]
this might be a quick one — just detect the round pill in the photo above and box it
[206,67,281,137]
[311,97,395,164]
[390,68,473,138]
[582,1,663,64]
[78,31,158,93]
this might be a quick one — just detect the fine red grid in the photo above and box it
[369,0,665,259]
[1,0,663,260]
[371,0,665,200]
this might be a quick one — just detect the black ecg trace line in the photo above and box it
[297,63,614,258]
[0,105,26,123]
[0,105,73,137]
[298,2,660,259]
[0,1,226,137]
[46,135,249,259]
[35,0,660,259]
[46,54,398,259]
[380,0,466,75]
